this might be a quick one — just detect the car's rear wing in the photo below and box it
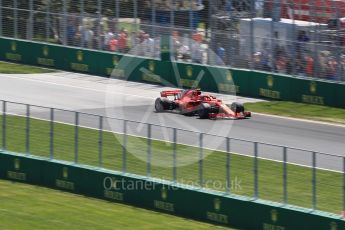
[160,90,183,97]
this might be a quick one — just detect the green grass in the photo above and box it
[1,115,343,215]
[0,179,233,230]
[0,61,56,74]
[245,101,345,125]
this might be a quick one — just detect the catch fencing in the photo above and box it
[1,99,344,215]
[1,0,345,81]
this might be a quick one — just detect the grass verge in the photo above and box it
[0,179,232,230]
[0,61,56,74]
[244,101,345,125]
[1,115,343,215]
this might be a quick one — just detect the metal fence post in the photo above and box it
[25,104,30,155]
[147,124,152,177]
[62,0,67,45]
[115,0,119,34]
[45,0,50,41]
[254,142,259,198]
[74,112,79,163]
[0,0,2,37]
[133,0,138,35]
[343,157,345,214]
[2,101,6,150]
[28,0,33,40]
[312,151,317,210]
[80,0,84,47]
[283,146,288,204]
[249,5,254,70]
[98,116,103,168]
[151,0,156,40]
[173,128,177,182]
[199,133,203,188]
[14,0,18,38]
[97,0,102,50]
[122,120,127,173]
[49,108,54,160]
[226,137,231,194]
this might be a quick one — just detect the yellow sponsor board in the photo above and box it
[7,158,26,181]
[154,200,175,212]
[180,79,195,88]
[142,73,161,83]
[108,68,125,78]
[218,83,239,94]
[259,88,281,99]
[206,198,229,224]
[262,223,285,230]
[5,53,22,61]
[56,179,75,191]
[262,209,285,230]
[71,63,89,72]
[7,171,26,181]
[154,187,175,212]
[206,212,228,224]
[104,190,124,201]
[37,57,55,67]
[302,95,324,105]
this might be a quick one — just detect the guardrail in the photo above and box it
[0,99,344,216]
[1,151,344,230]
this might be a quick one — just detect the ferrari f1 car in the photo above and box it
[155,89,251,119]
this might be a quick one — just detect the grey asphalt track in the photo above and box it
[0,71,344,171]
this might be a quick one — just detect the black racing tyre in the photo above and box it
[198,103,211,119]
[230,102,245,113]
[155,97,170,112]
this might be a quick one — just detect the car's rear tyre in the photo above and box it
[198,103,211,119]
[155,97,171,112]
[231,102,245,113]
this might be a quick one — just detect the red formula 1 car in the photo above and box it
[155,89,251,119]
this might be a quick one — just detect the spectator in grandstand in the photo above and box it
[191,41,203,63]
[296,31,310,55]
[104,30,114,51]
[260,42,271,71]
[326,56,337,80]
[192,30,203,43]
[216,43,225,66]
[304,54,314,77]
[67,21,77,46]
[143,34,155,58]
[172,31,181,60]
[109,35,118,52]
[81,26,94,49]
[118,29,128,53]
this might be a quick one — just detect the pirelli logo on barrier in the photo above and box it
[206,198,229,224]
[70,50,89,72]
[263,209,285,230]
[5,41,22,61]
[142,60,161,83]
[153,186,175,212]
[259,75,281,99]
[37,45,55,67]
[55,167,75,191]
[7,158,26,181]
[301,81,325,105]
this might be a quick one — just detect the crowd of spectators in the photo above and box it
[64,11,344,81]
[252,31,344,81]
[149,0,203,11]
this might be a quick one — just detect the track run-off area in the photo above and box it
[1,71,345,172]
